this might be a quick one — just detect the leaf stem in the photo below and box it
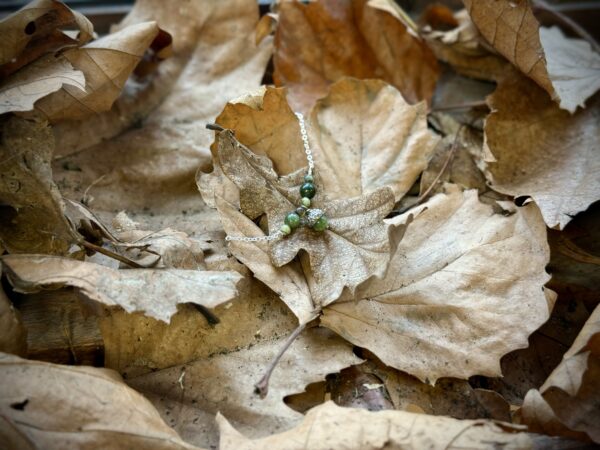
[254,321,307,399]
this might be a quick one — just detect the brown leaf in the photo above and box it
[0,54,85,115]
[2,254,243,323]
[217,400,531,450]
[274,0,439,111]
[519,304,600,443]
[483,71,600,230]
[0,278,27,357]
[30,21,164,122]
[0,353,197,449]
[463,0,600,113]
[127,327,360,449]
[0,0,93,77]
[0,117,75,255]
[321,186,554,382]
[213,128,395,314]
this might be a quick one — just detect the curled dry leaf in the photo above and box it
[0,54,85,115]
[2,254,243,323]
[463,0,600,112]
[217,400,532,450]
[274,0,439,111]
[128,327,360,449]
[0,117,75,255]
[0,353,196,450]
[0,0,93,77]
[422,7,508,82]
[321,186,554,383]
[484,71,600,230]
[31,21,166,123]
[519,304,600,443]
[0,279,27,356]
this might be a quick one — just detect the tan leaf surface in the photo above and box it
[0,353,197,449]
[0,117,75,255]
[217,400,532,450]
[2,254,243,323]
[321,186,554,382]
[128,327,361,449]
[0,54,84,115]
[274,0,438,111]
[520,304,600,442]
[32,21,163,122]
[0,280,27,357]
[212,128,395,312]
[0,0,93,76]
[483,71,600,230]
[463,0,600,112]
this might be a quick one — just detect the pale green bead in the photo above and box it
[304,174,314,183]
[301,197,311,207]
[280,224,291,235]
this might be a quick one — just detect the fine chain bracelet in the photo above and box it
[225,112,328,242]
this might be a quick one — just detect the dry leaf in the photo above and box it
[0,0,93,77]
[0,278,27,356]
[31,21,165,122]
[422,7,509,82]
[274,0,439,111]
[0,353,196,449]
[217,400,532,450]
[128,327,361,449]
[483,71,600,230]
[212,126,396,311]
[463,0,600,112]
[0,54,84,115]
[321,186,554,383]
[0,117,75,255]
[2,254,242,323]
[519,304,600,443]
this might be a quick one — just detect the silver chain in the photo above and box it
[225,112,313,243]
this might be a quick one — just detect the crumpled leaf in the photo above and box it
[0,353,196,449]
[31,21,165,123]
[0,0,93,77]
[463,0,600,112]
[0,54,85,115]
[2,254,243,323]
[217,400,532,450]
[128,327,360,449]
[213,128,395,315]
[519,304,600,443]
[483,71,600,230]
[422,7,508,82]
[274,0,439,111]
[321,186,554,383]
[0,117,75,255]
[0,278,27,356]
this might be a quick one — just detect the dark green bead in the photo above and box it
[313,215,328,232]
[285,212,301,229]
[300,182,316,199]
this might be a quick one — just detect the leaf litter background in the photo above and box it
[0,0,599,449]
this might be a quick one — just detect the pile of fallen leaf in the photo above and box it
[0,0,599,448]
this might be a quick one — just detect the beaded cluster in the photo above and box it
[280,172,328,236]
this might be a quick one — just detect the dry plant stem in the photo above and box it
[255,321,308,399]
[533,0,600,54]
[430,100,488,112]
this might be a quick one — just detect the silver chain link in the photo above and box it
[225,111,313,243]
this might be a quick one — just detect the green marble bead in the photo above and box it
[280,224,291,235]
[285,212,301,229]
[301,197,311,207]
[300,182,316,199]
[313,215,328,232]
[304,174,314,183]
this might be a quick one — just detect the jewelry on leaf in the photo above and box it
[225,112,328,242]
